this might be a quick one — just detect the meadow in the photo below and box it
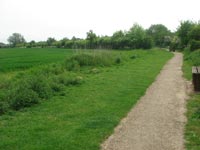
[0,48,73,72]
[0,48,173,150]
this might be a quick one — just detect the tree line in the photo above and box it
[1,20,200,51]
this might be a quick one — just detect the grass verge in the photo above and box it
[183,49,200,150]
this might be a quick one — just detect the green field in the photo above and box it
[0,48,173,150]
[0,48,73,72]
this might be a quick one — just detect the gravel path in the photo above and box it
[102,53,187,150]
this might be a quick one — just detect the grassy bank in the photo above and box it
[0,49,172,150]
[183,49,200,150]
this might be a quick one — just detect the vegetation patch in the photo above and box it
[183,49,200,80]
[183,49,200,150]
[185,94,200,150]
[65,51,121,71]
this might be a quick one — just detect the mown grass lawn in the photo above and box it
[0,49,172,150]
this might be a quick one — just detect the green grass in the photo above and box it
[0,49,173,150]
[183,49,200,80]
[0,48,73,72]
[183,49,200,149]
[185,94,200,150]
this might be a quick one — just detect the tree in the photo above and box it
[177,20,195,48]
[7,33,26,47]
[111,30,126,49]
[146,24,171,47]
[125,24,147,49]
[189,24,200,51]
[97,36,112,49]
[0,42,7,48]
[86,30,97,49]
[46,37,56,46]
[189,24,200,41]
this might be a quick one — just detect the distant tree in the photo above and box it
[47,37,56,46]
[97,36,112,49]
[126,24,152,49]
[86,30,97,49]
[177,20,195,48]
[7,33,26,47]
[111,30,126,49]
[189,24,200,51]
[146,24,171,47]
[189,24,200,41]
[26,40,36,48]
[0,42,7,48]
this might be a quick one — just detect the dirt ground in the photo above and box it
[101,53,187,150]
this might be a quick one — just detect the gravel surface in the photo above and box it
[101,53,187,150]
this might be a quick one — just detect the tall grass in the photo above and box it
[65,51,121,70]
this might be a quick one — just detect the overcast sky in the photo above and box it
[0,0,199,43]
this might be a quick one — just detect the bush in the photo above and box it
[184,49,200,66]
[8,84,40,110]
[115,57,121,64]
[190,40,200,51]
[5,74,52,110]
[28,75,52,99]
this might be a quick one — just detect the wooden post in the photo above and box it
[192,66,200,92]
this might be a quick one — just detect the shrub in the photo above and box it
[5,73,52,110]
[184,49,200,66]
[8,84,40,110]
[189,40,200,51]
[28,75,52,99]
[115,57,121,64]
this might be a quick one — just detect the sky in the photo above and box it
[0,0,199,43]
